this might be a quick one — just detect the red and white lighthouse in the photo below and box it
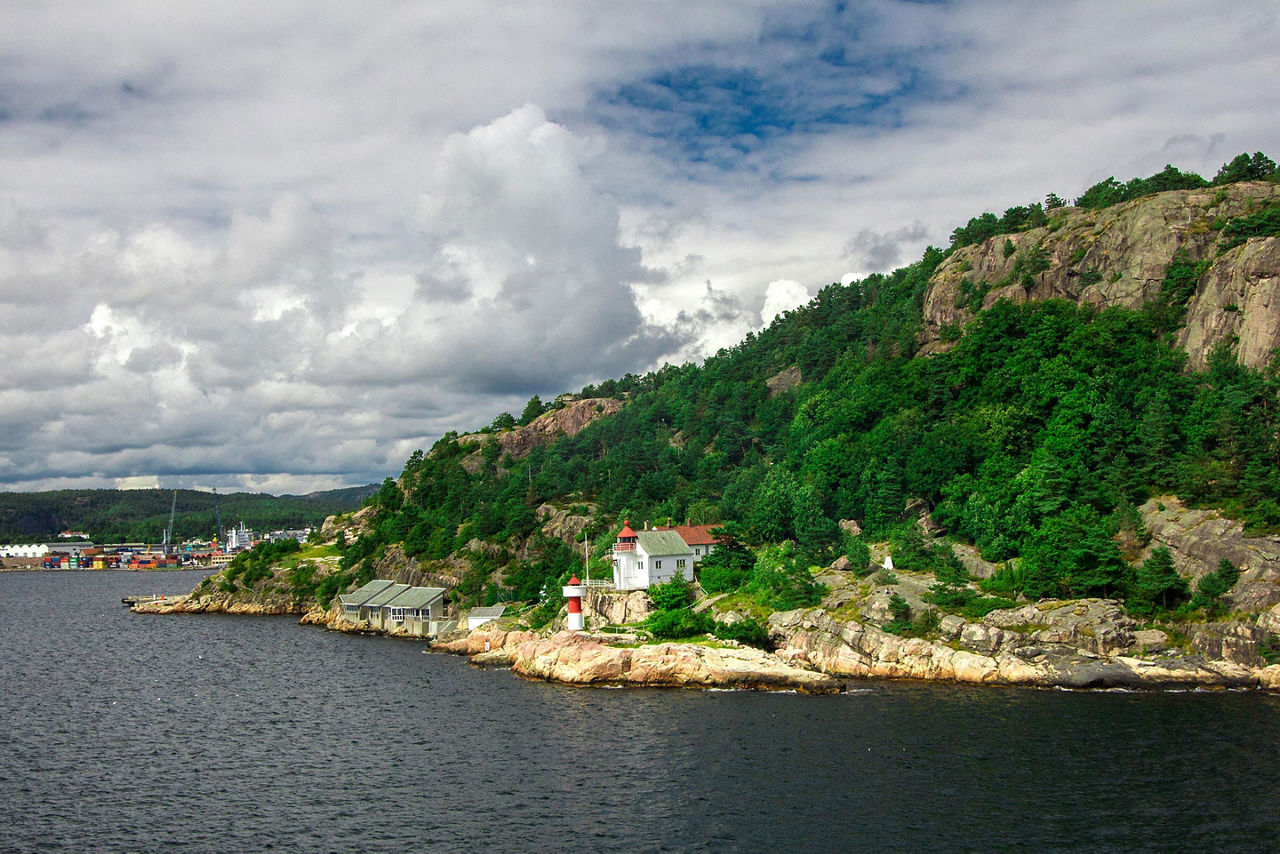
[562,574,586,631]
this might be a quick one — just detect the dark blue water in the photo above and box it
[2,570,1279,852]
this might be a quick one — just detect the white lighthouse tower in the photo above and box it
[562,574,586,631]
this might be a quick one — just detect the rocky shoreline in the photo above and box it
[132,591,1280,693]
[769,606,1280,691]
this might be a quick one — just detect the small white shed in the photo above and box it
[467,605,507,631]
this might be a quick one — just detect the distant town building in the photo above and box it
[0,543,50,559]
[225,522,254,552]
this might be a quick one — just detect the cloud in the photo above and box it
[1,0,1278,492]
[843,222,930,273]
[761,279,811,326]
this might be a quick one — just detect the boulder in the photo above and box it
[510,631,844,693]
[585,589,653,626]
[950,543,998,580]
[839,519,863,538]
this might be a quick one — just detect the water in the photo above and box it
[3,570,1279,852]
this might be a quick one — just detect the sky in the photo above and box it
[1,1,1277,494]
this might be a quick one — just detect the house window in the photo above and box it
[654,560,662,570]
[677,559,687,569]
[695,547,702,556]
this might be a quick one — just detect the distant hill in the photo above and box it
[0,485,378,544]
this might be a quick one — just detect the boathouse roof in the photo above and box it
[338,579,396,606]
[393,586,446,609]
[363,583,412,608]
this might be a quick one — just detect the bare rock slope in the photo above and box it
[920,182,1280,370]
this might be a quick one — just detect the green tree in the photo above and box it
[1213,152,1277,185]
[1192,558,1240,617]
[698,535,755,593]
[749,466,796,542]
[1127,546,1188,616]
[519,395,547,426]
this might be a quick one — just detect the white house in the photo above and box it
[611,521,696,591]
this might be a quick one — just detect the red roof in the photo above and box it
[618,520,637,539]
[654,524,721,546]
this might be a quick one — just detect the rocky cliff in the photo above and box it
[920,182,1280,369]
[769,605,1280,691]
[1139,495,1280,611]
[458,397,623,473]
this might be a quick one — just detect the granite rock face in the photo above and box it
[509,631,844,693]
[459,398,623,473]
[585,590,653,626]
[1139,496,1280,610]
[768,606,1263,690]
[919,183,1280,369]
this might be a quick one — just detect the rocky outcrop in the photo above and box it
[509,631,843,693]
[766,365,803,397]
[132,592,306,616]
[919,183,1280,368]
[536,503,595,548]
[1139,496,1280,610]
[320,504,377,544]
[432,627,540,663]
[361,543,463,590]
[585,589,653,626]
[1178,236,1280,370]
[769,607,1261,690]
[459,398,623,473]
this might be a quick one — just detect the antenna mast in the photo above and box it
[213,487,224,546]
[163,489,177,554]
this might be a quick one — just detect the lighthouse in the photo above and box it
[562,574,586,631]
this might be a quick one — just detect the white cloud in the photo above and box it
[761,279,811,327]
[0,0,1277,491]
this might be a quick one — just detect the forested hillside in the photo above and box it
[0,486,375,543]
[324,153,1280,622]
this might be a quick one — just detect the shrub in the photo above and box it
[648,608,714,640]
[747,544,825,611]
[649,573,695,612]
[697,537,755,594]
[844,535,872,575]
[713,617,770,649]
[1191,558,1239,617]
[882,593,914,635]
